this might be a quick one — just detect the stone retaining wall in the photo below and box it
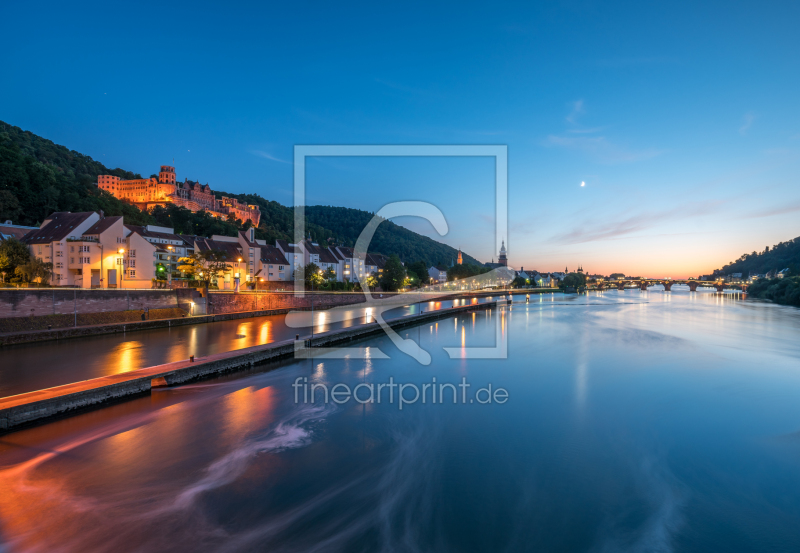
[0,289,178,318]
[0,308,188,334]
[206,291,396,314]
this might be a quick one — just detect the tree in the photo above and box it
[559,272,586,290]
[408,261,429,284]
[323,266,337,284]
[298,262,323,289]
[365,272,378,290]
[177,250,231,291]
[14,256,53,285]
[447,263,491,282]
[0,190,23,222]
[512,276,528,288]
[0,237,30,281]
[380,255,406,291]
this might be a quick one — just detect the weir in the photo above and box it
[0,300,498,432]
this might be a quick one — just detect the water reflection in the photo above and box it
[0,295,498,398]
[1,291,800,551]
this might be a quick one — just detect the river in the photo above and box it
[1,288,800,552]
[0,296,495,398]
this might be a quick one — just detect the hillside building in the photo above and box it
[22,210,398,289]
[97,165,261,226]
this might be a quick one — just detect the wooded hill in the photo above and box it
[0,120,481,267]
[715,237,800,276]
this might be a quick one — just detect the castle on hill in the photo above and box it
[97,165,260,226]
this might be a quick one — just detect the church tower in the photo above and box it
[457,249,463,265]
[498,240,507,267]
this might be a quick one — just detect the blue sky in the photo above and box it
[4,0,800,276]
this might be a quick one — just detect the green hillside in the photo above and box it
[0,120,481,267]
[715,237,800,276]
[304,205,481,267]
[0,121,152,226]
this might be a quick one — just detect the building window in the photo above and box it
[70,257,74,264]
[130,250,136,257]
[130,260,136,268]
[129,270,136,277]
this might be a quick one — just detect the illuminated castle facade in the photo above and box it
[97,165,260,226]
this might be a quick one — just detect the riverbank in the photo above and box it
[0,306,309,347]
[745,276,800,307]
[0,289,556,346]
[0,300,498,432]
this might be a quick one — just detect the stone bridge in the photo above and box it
[590,279,745,292]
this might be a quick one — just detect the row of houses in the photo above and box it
[6,212,389,289]
[425,265,572,288]
[704,270,791,283]
[516,268,566,287]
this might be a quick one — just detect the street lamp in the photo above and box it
[311,269,323,341]
[118,248,125,289]
[167,245,174,286]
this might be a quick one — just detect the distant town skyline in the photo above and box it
[3,1,800,278]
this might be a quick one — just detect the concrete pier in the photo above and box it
[0,301,498,432]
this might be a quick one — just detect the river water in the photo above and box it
[1,288,800,552]
[0,296,493,398]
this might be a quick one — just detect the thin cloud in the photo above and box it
[566,100,585,124]
[549,201,725,245]
[546,134,664,164]
[249,150,291,164]
[746,200,800,219]
[739,112,756,136]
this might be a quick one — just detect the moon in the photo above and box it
[580,181,585,187]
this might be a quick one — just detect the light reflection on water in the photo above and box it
[0,296,497,398]
[2,290,800,551]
